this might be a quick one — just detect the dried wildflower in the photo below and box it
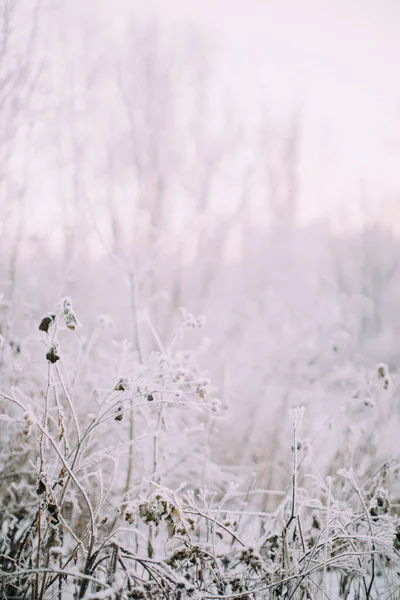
[38,313,56,333]
[180,307,196,328]
[125,506,135,524]
[114,377,129,391]
[137,492,182,529]
[377,363,388,379]
[376,363,392,390]
[114,405,124,421]
[49,546,63,560]
[46,343,61,363]
[383,377,391,390]
[231,577,245,593]
[58,413,65,441]
[260,534,280,561]
[36,477,47,495]
[364,396,376,408]
[240,546,263,571]
[180,307,205,329]
[210,398,221,413]
[55,468,66,488]
[369,487,390,519]
[47,502,60,524]
[62,297,80,331]
[221,555,231,569]
[22,411,34,436]
[174,367,190,382]
[195,378,210,399]
[58,467,67,480]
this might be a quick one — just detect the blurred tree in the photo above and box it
[0,0,44,303]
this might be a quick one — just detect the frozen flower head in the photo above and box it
[49,547,63,562]
[46,342,61,364]
[195,377,211,399]
[114,377,129,391]
[38,313,56,333]
[125,504,136,525]
[61,297,80,331]
[377,363,388,379]
[369,487,390,518]
[363,396,376,408]
[180,307,206,329]
[210,398,221,414]
[376,362,392,390]
[22,411,35,436]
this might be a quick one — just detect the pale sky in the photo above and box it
[102,0,400,225]
[17,0,400,245]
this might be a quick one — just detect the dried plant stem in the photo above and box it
[286,414,299,529]
[56,363,81,445]
[35,363,51,600]
[125,269,143,494]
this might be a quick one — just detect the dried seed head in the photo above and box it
[46,343,61,364]
[22,411,34,436]
[180,307,206,329]
[49,547,63,560]
[125,508,135,524]
[39,313,56,333]
[369,487,390,519]
[114,377,129,391]
[364,396,376,408]
[61,297,80,331]
[47,502,60,524]
[377,363,388,379]
[114,405,124,421]
[37,477,47,495]
[58,413,65,441]
[210,398,221,413]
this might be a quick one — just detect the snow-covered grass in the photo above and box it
[1,275,400,599]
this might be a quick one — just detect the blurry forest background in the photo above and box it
[2,0,400,496]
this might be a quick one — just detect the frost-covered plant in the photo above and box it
[0,299,220,598]
[1,298,400,599]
